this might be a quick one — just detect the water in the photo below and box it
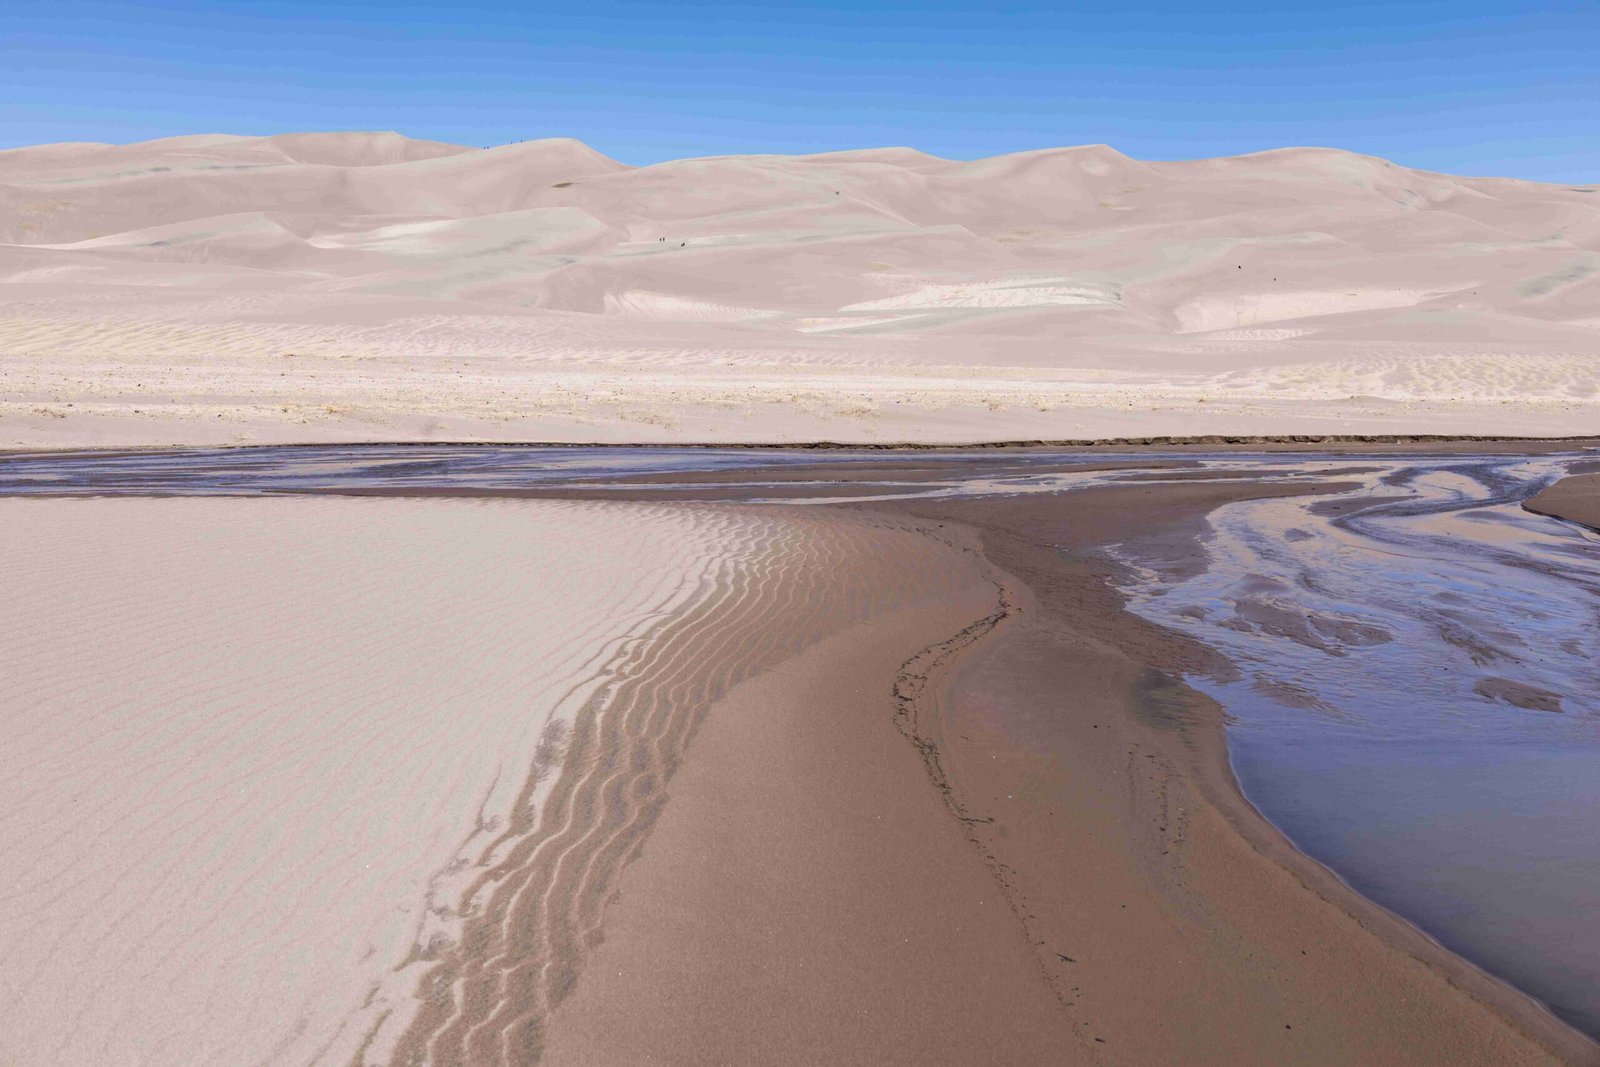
[5,443,1598,1035]
[0,444,856,494]
[1113,455,1600,1036]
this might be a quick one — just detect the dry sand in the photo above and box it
[0,494,770,1065]
[3,132,1599,447]
[0,492,1010,1065]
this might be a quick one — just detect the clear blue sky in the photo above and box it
[4,0,1596,181]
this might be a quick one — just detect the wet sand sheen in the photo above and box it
[381,509,991,1065]
[1525,470,1600,531]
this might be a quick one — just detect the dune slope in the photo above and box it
[1,133,1597,443]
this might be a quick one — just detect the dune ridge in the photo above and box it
[2,133,1597,444]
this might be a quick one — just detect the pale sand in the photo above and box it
[3,133,1599,448]
[0,494,986,1065]
[0,495,760,1064]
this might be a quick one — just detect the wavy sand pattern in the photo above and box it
[381,508,971,1066]
[0,494,971,1066]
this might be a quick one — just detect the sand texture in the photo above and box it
[5,457,1599,1064]
[0,494,993,1065]
[0,495,764,1064]
[536,476,1596,1066]
[2,132,1599,446]
[879,482,1596,1065]
[1525,470,1600,530]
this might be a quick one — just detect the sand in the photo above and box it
[539,593,1082,1066]
[5,459,1599,1064]
[0,492,1015,1065]
[882,480,1597,1065]
[1524,469,1600,531]
[532,474,1598,1065]
[0,495,779,1065]
[3,133,1600,447]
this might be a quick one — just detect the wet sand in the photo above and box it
[4,450,1598,1065]
[535,475,1596,1065]
[1525,469,1600,531]
[881,481,1597,1064]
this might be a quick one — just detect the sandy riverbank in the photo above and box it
[3,460,1596,1064]
[1525,468,1600,531]
[0,492,1043,1065]
[519,473,1597,1065]
[878,479,1597,1065]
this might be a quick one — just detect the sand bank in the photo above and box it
[876,480,1597,1065]
[1524,469,1600,531]
[514,474,1596,1064]
[4,459,1597,1064]
[0,493,1015,1065]
[0,495,775,1064]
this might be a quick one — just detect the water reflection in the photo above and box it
[1116,455,1600,1036]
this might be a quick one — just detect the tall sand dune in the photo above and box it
[1,132,1597,444]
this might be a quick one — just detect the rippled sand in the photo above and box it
[4,449,1598,1066]
[0,496,972,1064]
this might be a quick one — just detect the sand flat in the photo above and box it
[3,134,1599,446]
[540,593,1083,1066]
[0,493,999,1065]
[0,495,761,1064]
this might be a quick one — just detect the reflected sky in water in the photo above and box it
[1115,455,1600,1037]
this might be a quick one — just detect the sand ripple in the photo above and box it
[0,495,965,1066]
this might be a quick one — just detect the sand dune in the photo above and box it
[2,132,1597,444]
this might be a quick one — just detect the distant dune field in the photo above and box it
[1,132,1597,445]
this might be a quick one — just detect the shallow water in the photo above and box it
[0,444,850,493]
[1112,455,1600,1036]
[5,443,1598,1036]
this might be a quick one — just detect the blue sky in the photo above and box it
[4,0,1596,181]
